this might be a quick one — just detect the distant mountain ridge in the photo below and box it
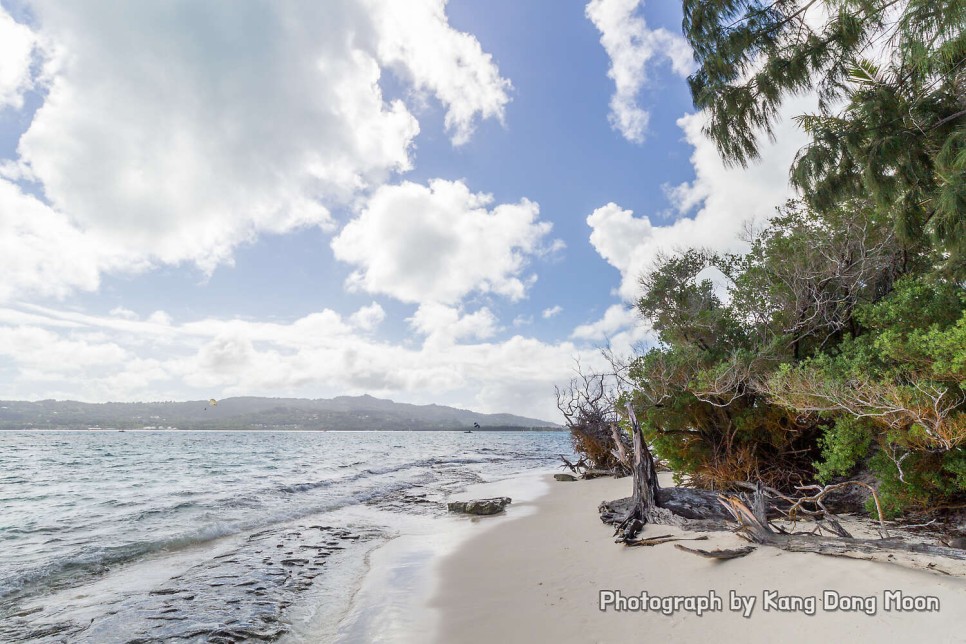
[0,395,563,431]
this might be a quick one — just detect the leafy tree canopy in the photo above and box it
[683,0,966,270]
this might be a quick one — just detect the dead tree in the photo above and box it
[602,405,861,540]
[603,403,737,541]
[610,423,632,472]
[555,361,632,475]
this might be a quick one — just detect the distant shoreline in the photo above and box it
[0,394,563,432]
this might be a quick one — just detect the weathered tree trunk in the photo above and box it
[609,423,632,474]
[628,404,657,514]
[609,404,735,541]
[610,404,657,540]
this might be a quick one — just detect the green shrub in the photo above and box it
[814,416,874,483]
[867,448,966,518]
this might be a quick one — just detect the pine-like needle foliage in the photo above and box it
[683,0,966,270]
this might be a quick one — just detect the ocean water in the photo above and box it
[0,429,571,642]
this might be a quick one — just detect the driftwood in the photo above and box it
[558,454,586,474]
[601,409,861,537]
[582,469,616,480]
[714,493,966,574]
[731,480,887,537]
[674,544,756,560]
[601,404,966,573]
[627,534,709,547]
[559,454,625,479]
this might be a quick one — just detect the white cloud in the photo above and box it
[571,304,637,340]
[0,304,602,421]
[408,302,498,343]
[587,201,654,281]
[570,303,652,356]
[541,305,562,319]
[0,1,511,301]
[0,178,131,301]
[588,95,814,300]
[332,179,555,304]
[0,9,35,110]
[349,302,386,331]
[585,0,695,143]
[366,0,511,145]
[146,311,173,326]
[109,307,139,321]
[0,326,128,373]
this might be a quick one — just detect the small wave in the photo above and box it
[0,518,264,603]
[278,459,434,495]
[429,455,507,466]
[278,479,336,494]
[130,500,199,521]
[3,525,62,536]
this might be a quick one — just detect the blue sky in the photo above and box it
[0,0,807,421]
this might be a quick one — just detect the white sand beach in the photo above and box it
[425,474,966,644]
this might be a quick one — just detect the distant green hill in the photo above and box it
[0,395,563,431]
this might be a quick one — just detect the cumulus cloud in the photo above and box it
[569,304,652,356]
[586,201,654,280]
[349,302,386,331]
[0,178,132,300]
[109,307,139,321]
[571,304,637,340]
[0,304,599,421]
[367,0,511,145]
[0,9,36,110]
[408,302,498,343]
[541,305,562,319]
[0,1,511,302]
[0,325,128,374]
[332,179,555,304]
[587,95,814,300]
[585,0,695,143]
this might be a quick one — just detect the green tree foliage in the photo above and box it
[629,204,964,511]
[592,1,965,516]
[627,204,902,491]
[610,0,962,515]
[769,278,965,511]
[683,0,966,270]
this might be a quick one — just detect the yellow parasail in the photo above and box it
[209,399,218,407]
